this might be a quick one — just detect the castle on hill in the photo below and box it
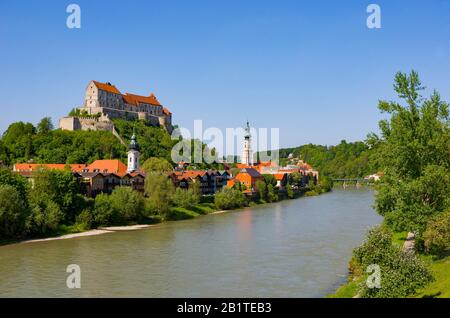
[59,80,173,133]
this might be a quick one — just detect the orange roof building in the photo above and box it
[60,80,173,133]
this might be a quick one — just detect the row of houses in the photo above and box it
[13,160,145,197]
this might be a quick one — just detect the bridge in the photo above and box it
[332,178,369,188]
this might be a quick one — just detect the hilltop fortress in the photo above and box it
[59,80,173,133]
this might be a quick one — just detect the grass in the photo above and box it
[327,278,363,298]
[414,255,450,298]
[168,203,218,220]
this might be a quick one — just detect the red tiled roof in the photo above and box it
[92,81,122,95]
[123,93,161,107]
[273,173,287,181]
[14,163,87,172]
[84,160,128,176]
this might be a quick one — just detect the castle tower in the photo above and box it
[241,121,253,166]
[127,130,140,172]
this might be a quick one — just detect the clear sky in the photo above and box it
[1,0,449,149]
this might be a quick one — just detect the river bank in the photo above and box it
[1,186,332,247]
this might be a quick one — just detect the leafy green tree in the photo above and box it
[0,168,29,203]
[109,186,145,222]
[214,188,247,210]
[423,210,450,257]
[26,197,63,235]
[37,117,54,134]
[267,184,277,202]
[255,180,267,202]
[142,157,173,173]
[0,185,28,238]
[289,172,302,186]
[145,173,175,217]
[286,182,294,199]
[371,71,450,233]
[93,193,115,226]
[172,188,199,208]
[262,174,277,187]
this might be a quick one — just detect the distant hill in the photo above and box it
[257,140,379,178]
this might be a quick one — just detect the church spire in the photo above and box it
[127,128,140,172]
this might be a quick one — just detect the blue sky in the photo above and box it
[1,0,449,149]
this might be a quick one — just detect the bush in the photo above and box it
[423,210,450,257]
[215,188,247,210]
[75,209,94,230]
[145,173,175,217]
[172,188,199,208]
[353,226,433,298]
[26,198,63,235]
[93,193,115,226]
[109,187,145,223]
[0,184,28,238]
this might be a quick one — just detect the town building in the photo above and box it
[168,170,230,195]
[59,80,173,133]
[13,135,146,197]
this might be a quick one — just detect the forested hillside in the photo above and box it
[276,140,379,178]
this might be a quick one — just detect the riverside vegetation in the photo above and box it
[0,116,333,244]
[330,71,450,298]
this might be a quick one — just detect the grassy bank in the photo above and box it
[328,232,450,298]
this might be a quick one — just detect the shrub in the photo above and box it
[75,209,94,230]
[215,188,247,210]
[26,198,63,235]
[93,193,115,226]
[353,226,433,298]
[109,187,145,223]
[423,210,450,257]
[0,184,28,238]
[172,188,199,208]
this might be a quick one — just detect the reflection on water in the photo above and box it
[0,188,381,297]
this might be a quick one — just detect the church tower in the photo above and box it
[127,130,140,172]
[241,121,253,166]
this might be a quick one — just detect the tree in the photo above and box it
[372,71,450,233]
[286,181,294,199]
[262,174,277,187]
[37,117,54,134]
[0,168,29,203]
[267,184,277,202]
[145,173,175,217]
[0,185,27,238]
[255,180,267,202]
[26,197,63,235]
[141,157,173,173]
[423,210,450,257]
[93,193,115,226]
[289,172,302,186]
[215,188,247,210]
[172,188,199,208]
[109,186,145,222]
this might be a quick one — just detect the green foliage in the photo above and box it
[145,173,175,217]
[423,211,450,257]
[267,184,277,202]
[172,188,200,209]
[255,180,267,202]
[214,188,247,210]
[319,176,333,192]
[0,185,28,238]
[288,172,302,186]
[109,186,145,223]
[93,193,115,226]
[37,117,54,134]
[274,140,377,179]
[353,226,433,298]
[141,157,173,173]
[0,168,29,203]
[26,197,63,235]
[75,209,94,230]
[262,174,277,187]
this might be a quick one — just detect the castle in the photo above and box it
[59,80,173,133]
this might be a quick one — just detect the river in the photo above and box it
[0,188,381,297]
